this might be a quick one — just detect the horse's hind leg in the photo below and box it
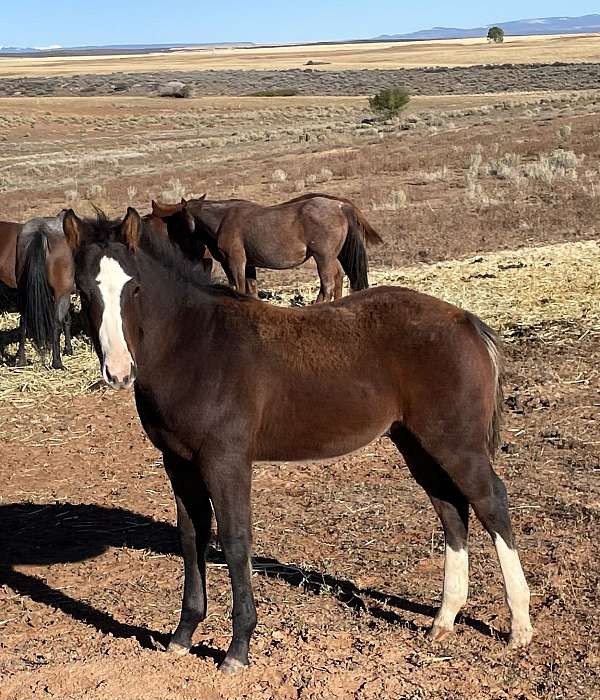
[63,306,73,356]
[429,441,532,648]
[313,253,338,303]
[245,265,258,297]
[51,294,70,369]
[390,425,470,640]
[165,451,213,655]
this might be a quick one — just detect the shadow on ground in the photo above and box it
[0,502,501,662]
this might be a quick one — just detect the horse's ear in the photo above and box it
[195,193,207,210]
[180,197,188,206]
[63,209,83,250]
[121,207,142,250]
[151,200,160,215]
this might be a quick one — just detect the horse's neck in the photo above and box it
[196,204,229,236]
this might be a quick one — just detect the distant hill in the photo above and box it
[0,42,254,58]
[377,14,600,40]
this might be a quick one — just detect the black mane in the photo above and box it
[83,210,242,300]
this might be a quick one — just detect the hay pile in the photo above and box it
[1,239,597,402]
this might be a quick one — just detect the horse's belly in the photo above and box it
[254,397,396,463]
[245,240,309,269]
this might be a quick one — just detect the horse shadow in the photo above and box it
[0,502,502,662]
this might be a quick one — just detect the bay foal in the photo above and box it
[64,208,532,674]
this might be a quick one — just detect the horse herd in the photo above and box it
[0,192,381,369]
[1,192,533,675]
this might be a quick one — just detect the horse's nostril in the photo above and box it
[122,375,129,385]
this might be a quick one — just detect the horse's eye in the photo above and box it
[132,285,141,297]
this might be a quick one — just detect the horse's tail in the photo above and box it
[18,228,54,354]
[350,203,383,246]
[466,312,505,457]
[338,204,370,291]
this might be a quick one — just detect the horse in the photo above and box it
[15,212,75,369]
[0,220,22,310]
[62,207,533,674]
[151,192,382,302]
[0,220,22,290]
[142,211,213,277]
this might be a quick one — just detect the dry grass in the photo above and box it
[1,34,599,76]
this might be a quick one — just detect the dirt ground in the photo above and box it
[0,71,599,698]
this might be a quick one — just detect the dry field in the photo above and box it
[0,85,599,700]
[1,34,600,76]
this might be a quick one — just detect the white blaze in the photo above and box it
[96,256,134,384]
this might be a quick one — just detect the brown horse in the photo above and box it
[0,220,22,290]
[15,212,75,369]
[152,193,382,302]
[63,207,533,674]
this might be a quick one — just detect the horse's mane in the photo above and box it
[87,210,241,300]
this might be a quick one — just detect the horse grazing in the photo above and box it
[63,207,533,674]
[15,212,75,369]
[152,193,382,302]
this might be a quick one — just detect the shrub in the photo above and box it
[371,189,408,211]
[271,168,287,182]
[369,87,410,118]
[487,26,505,43]
[158,81,192,98]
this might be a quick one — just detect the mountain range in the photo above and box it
[376,14,600,40]
[1,14,599,55]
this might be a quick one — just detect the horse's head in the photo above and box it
[151,195,206,261]
[63,208,142,390]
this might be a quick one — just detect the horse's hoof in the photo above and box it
[508,626,533,649]
[64,348,74,356]
[426,624,454,642]
[219,657,248,675]
[167,641,190,656]
[51,362,65,370]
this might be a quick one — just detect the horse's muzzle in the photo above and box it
[103,362,136,390]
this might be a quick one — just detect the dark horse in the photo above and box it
[151,193,382,302]
[15,212,75,369]
[63,207,533,674]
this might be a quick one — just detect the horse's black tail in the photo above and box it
[338,205,370,291]
[18,228,54,354]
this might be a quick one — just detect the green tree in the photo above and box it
[487,26,505,43]
[368,87,410,118]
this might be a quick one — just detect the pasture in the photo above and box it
[0,33,599,76]
[0,76,599,699]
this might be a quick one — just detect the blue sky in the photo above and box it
[2,1,599,47]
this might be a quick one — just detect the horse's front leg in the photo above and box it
[201,448,256,674]
[165,451,213,654]
[222,248,248,295]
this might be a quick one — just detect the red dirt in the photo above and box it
[1,319,598,699]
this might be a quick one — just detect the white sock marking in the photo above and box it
[494,532,532,643]
[435,545,469,630]
[96,256,134,383]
